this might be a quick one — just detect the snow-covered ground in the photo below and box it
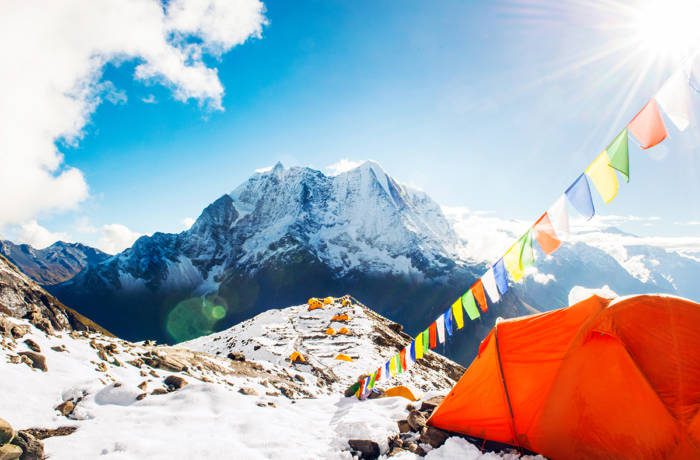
[0,297,542,459]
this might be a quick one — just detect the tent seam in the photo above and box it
[494,324,521,450]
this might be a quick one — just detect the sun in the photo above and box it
[631,0,700,61]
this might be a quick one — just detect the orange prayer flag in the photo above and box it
[400,348,408,370]
[429,322,438,349]
[472,279,489,313]
[627,99,668,149]
[533,212,561,255]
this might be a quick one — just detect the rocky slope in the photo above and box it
[1,295,540,459]
[0,241,108,286]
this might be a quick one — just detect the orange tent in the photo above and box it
[428,295,700,460]
[337,327,351,335]
[307,298,323,311]
[331,313,350,322]
[335,353,353,362]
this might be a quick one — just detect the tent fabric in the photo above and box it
[384,386,420,401]
[428,294,700,460]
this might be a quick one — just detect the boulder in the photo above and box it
[17,352,47,372]
[397,420,410,433]
[11,430,43,459]
[227,352,245,362]
[151,388,168,396]
[54,400,75,417]
[137,381,148,391]
[407,410,427,431]
[238,387,258,396]
[50,345,67,353]
[23,339,41,353]
[347,439,380,459]
[136,393,147,401]
[24,426,77,440]
[0,444,22,460]
[163,375,187,391]
[10,325,29,339]
[419,395,445,413]
[0,417,15,444]
[419,426,450,448]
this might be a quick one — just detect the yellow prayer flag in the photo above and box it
[585,151,619,204]
[389,355,397,376]
[451,298,464,330]
[503,241,524,282]
[415,335,424,360]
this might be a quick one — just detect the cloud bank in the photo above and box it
[0,0,266,227]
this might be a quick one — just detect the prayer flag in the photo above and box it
[409,341,416,362]
[389,356,397,377]
[565,174,595,220]
[533,212,561,255]
[436,314,446,343]
[429,322,438,349]
[655,68,692,131]
[521,230,535,270]
[357,378,365,399]
[472,279,488,312]
[406,343,415,368]
[368,372,376,389]
[628,99,668,149]
[461,290,481,320]
[481,268,501,303]
[547,195,570,239]
[399,348,407,370]
[503,240,522,282]
[376,366,382,382]
[451,298,464,329]
[422,329,430,353]
[493,259,509,295]
[415,334,424,360]
[585,151,619,203]
[385,361,391,378]
[607,129,629,182]
[444,308,454,336]
[396,353,403,374]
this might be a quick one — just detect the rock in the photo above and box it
[419,426,449,448]
[113,382,122,388]
[17,351,47,372]
[23,339,41,353]
[157,355,188,372]
[23,426,77,440]
[54,400,75,417]
[97,350,109,362]
[0,417,15,444]
[151,388,168,395]
[405,404,416,411]
[293,374,305,383]
[397,420,410,433]
[238,387,258,396]
[137,381,148,391]
[8,356,20,364]
[50,345,67,353]
[136,393,147,401]
[407,410,427,431]
[388,323,403,333]
[11,430,43,459]
[347,440,380,459]
[10,325,29,339]
[405,442,426,455]
[163,375,187,391]
[149,370,159,378]
[0,444,22,460]
[265,391,280,397]
[227,352,245,362]
[95,362,107,372]
[419,395,445,413]
[388,434,403,449]
[128,358,144,368]
[387,447,405,457]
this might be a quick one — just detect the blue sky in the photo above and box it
[7,0,700,251]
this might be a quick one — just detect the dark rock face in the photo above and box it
[17,352,47,372]
[347,439,380,459]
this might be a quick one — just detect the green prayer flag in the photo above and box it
[607,128,629,182]
[395,354,403,374]
[520,229,535,269]
[461,290,481,320]
[422,329,430,353]
[369,372,376,389]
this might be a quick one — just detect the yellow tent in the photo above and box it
[289,351,306,363]
[384,386,420,401]
[335,353,353,362]
[307,298,323,311]
[323,296,334,305]
[341,298,352,307]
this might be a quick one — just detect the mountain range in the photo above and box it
[4,161,700,364]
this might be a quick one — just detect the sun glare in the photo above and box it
[632,0,700,60]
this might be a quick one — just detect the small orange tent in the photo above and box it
[428,294,700,459]
[325,327,336,335]
[331,313,350,322]
[323,296,334,305]
[307,298,323,311]
[288,351,306,363]
[337,327,351,335]
[335,353,353,362]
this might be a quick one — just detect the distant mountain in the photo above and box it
[0,240,109,285]
[9,160,696,364]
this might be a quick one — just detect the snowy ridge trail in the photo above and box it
[183,296,465,395]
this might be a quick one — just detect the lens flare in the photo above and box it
[166,296,228,342]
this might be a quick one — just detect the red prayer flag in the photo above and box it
[472,279,489,313]
[628,99,668,149]
[400,348,408,369]
[533,212,561,255]
[429,322,438,349]
[376,366,382,381]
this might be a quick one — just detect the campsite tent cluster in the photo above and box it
[427,294,700,460]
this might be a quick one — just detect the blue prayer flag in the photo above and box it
[565,174,595,220]
[493,258,509,295]
[409,342,416,361]
[444,308,453,336]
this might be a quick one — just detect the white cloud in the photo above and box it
[181,217,196,230]
[0,0,266,227]
[526,267,556,284]
[255,165,274,174]
[96,224,142,254]
[324,159,364,176]
[14,220,69,249]
[141,94,157,104]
